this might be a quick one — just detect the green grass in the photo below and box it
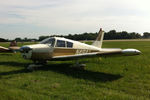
[0,41,150,100]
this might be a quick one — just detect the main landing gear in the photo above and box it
[71,61,86,70]
[27,60,86,71]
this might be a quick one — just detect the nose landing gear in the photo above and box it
[33,60,47,65]
[27,60,47,71]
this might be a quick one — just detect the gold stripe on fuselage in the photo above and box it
[31,47,100,60]
[53,48,76,57]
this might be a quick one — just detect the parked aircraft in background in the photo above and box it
[0,41,20,53]
[20,28,141,69]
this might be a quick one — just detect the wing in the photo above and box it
[9,46,20,51]
[0,46,12,53]
[52,49,122,61]
[0,46,20,53]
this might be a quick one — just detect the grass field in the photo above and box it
[0,41,150,100]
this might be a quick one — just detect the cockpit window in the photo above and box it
[40,38,55,47]
[56,40,66,47]
[67,41,73,48]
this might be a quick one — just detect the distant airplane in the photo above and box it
[0,40,20,53]
[20,28,141,69]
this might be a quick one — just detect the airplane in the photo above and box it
[20,28,141,70]
[0,41,20,53]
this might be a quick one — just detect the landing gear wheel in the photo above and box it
[26,60,47,71]
[33,60,47,65]
[27,64,34,71]
[71,61,86,70]
[78,64,86,70]
[27,64,43,71]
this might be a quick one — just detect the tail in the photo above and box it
[92,28,104,48]
[9,40,17,47]
[9,41,20,52]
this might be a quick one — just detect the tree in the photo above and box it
[39,36,50,41]
[104,30,117,40]
[15,38,22,42]
[143,32,150,38]
[0,38,8,42]
[38,30,144,41]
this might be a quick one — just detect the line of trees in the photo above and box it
[0,38,8,42]
[39,30,150,41]
[1,30,150,42]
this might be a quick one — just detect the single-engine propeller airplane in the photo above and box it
[19,28,141,69]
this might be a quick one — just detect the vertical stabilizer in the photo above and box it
[92,28,104,48]
[9,40,17,47]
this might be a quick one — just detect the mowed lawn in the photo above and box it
[0,41,150,100]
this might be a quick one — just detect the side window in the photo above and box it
[56,40,66,47]
[67,41,73,48]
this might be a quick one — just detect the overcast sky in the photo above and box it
[0,0,150,39]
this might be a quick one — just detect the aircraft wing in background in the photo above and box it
[0,46,20,53]
[9,46,20,52]
[0,46,12,53]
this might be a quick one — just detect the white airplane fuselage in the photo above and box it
[20,37,141,62]
[21,37,100,60]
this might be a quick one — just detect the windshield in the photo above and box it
[40,38,55,47]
